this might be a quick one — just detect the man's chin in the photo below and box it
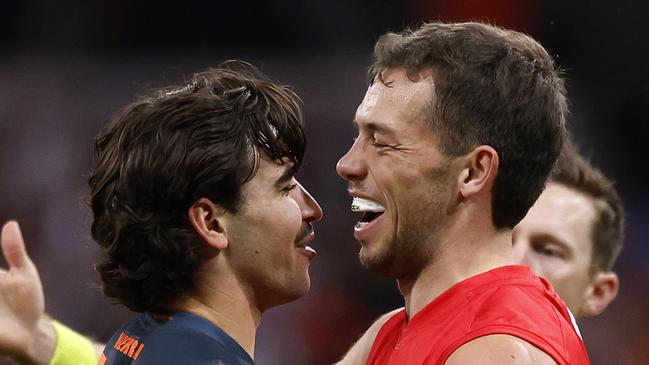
[259,276,311,311]
[359,237,428,279]
[359,243,397,276]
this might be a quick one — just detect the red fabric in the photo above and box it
[366,265,590,365]
[408,0,542,37]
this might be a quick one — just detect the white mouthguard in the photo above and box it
[351,197,385,213]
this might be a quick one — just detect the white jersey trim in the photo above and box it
[567,308,583,340]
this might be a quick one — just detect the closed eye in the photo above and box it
[372,140,389,148]
[281,183,298,195]
[371,137,397,149]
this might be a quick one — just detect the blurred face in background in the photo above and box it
[512,182,618,317]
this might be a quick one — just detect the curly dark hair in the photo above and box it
[551,141,625,274]
[369,22,568,228]
[89,61,306,312]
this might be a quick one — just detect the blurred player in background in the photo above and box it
[512,142,622,318]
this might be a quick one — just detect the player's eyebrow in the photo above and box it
[533,232,574,258]
[353,119,397,136]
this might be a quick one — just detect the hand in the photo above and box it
[0,221,55,365]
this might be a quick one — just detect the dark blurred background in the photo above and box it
[0,1,647,364]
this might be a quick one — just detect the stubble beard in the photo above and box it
[359,206,444,279]
[359,174,450,279]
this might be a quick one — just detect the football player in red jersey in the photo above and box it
[336,22,587,364]
[337,143,623,364]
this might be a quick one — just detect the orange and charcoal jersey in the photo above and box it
[99,311,254,365]
[366,265,591,365]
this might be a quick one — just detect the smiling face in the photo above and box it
[512,182,597,315]
[336,68,456,278]
[222,157,323,310]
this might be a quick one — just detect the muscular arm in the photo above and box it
[0,221,103,365]
[335,308,402,365]
[445,334,557,365]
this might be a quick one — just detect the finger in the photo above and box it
[1,221,31,270]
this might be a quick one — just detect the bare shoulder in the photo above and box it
[371,308,403,331]
[445,334,557,365]
[334,308,403,365]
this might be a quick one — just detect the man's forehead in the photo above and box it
[525,183,597,250]
[541,183,597,220]
[356,68,435,126]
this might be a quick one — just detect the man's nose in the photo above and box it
[336,138,367,182]
[295,182,323,223]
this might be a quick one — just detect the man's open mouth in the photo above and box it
[351,197,385,223]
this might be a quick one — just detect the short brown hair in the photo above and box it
[90,61,306,312]
[370,22,568,228]
[551,142,625,273]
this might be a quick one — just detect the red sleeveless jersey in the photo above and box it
[366,265,590,365]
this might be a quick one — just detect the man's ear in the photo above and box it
[457,145,499,199]
[580,271,619,317]
[188,198,229,250]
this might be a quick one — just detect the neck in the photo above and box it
[168,264,261,359]
[398,220,514,320]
